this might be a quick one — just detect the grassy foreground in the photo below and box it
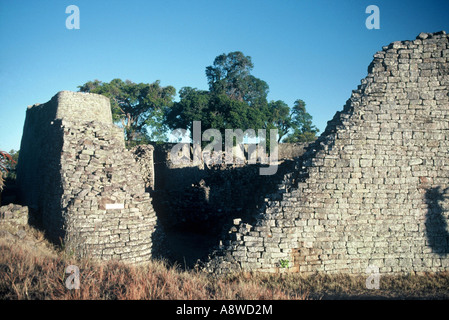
[1,226,449,300]
[0,235,304,300]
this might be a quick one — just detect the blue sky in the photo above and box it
[1,0,448,151]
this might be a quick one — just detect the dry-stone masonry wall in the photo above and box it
[136,142,306,267]
[0,204,28,226]
[131,144,155,191]
[148,143,305,232]
[16,91,161,263]
[14,31,449,274]
[206,31,449,275]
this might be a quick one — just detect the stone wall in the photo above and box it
[148,142,305,231]
[16,91,161,263]
[0,204,28,226]
[131,145,155,191]
[152,143,206,191]
[150,142,308,192]
[205,31,449,275]
[278,143,309,160]
[144,142,301,267]
[54,91,113,124]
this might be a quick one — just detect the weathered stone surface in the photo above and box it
[205,31,449,275]
[0,204,28,225]
[131,145,155,191]
[16,91,161,263]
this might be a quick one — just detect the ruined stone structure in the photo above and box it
[14,31,449,275]
[16,91,161,263]
[131,144,155,191]
[205,31,449,275]
[147,144,303,267]
[0,204,28,226]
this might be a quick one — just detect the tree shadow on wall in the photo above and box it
[425,186,449,256]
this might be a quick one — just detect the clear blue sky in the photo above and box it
[1,0,448,151]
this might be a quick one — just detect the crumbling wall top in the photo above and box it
[27,91,112,124]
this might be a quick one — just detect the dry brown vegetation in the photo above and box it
[1,226,449,300]
[0,229,304,300]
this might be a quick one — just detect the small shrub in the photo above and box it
[279,259,289,268]
[0,150,16,192]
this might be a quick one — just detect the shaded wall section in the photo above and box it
[141,142,306,267]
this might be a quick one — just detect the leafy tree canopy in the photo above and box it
[166,52,271,144]
[79,52,319,147]
[205,51,268,105]
[166,52,319,145]
[0,150,17,190]
[282,99,319,143]
[267,100,291,143]
[78,78,176,145]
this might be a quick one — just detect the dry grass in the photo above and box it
[0,235,304,300]
[253,272,449,299]
[1,227,449,300]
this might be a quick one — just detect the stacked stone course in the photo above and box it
[206,31,449,275]
[17,91,160,263]
[0,204,28,226]
[131,145,155,191]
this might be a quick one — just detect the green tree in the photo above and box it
[166,52,319,148]
[267,100,291,143]
[165,87,211,133]
[205,51,269,105]
[165,89,266,145]
[78,78,176,145]
[166,52,271,144]
[283,99,319,143]
[0,150,16,192]
[5,149,19,180]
